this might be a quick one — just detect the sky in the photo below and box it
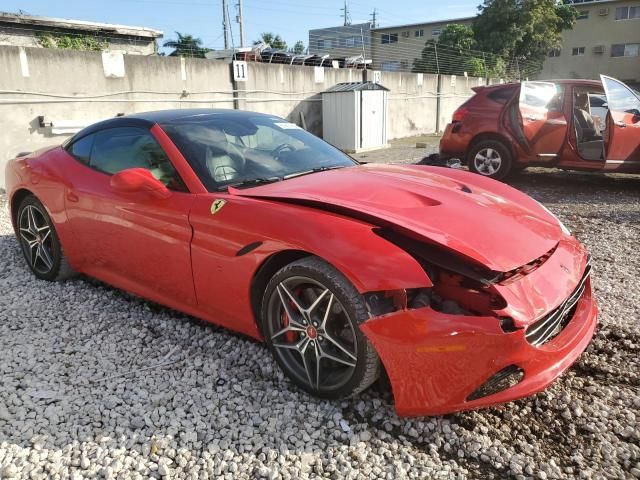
[0,0,480,52]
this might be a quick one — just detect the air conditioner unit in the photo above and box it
[598,7,609,16]
[593,45,605,54]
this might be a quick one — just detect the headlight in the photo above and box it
[536,200,571,236]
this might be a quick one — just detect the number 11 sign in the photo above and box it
[233,61,248,82]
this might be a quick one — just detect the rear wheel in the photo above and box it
[261,257,380,399]
[467,140,513,180]
[16,195,74,281]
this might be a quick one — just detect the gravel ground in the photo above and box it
[1,167,639,479]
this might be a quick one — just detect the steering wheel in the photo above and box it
[271,143,296,159]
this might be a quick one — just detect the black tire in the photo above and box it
[261,256,381,399]
[467,140,513,180]
[15,195,75,281]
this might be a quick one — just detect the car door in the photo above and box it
[601,75,640,166]
[63,125,197,307]
[518,81,568,159]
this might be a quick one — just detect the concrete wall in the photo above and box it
[242,63,362,137]
[377,71,440,139]
[0,45,479,188]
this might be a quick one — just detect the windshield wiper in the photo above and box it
[218,176,282,191]
[283,165,346,180]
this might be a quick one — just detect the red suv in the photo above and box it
[439,75,640,179]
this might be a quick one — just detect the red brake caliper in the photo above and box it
[282,287,302,343]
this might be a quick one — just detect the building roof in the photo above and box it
[0,11,163,38]
[371,16,475,31]
[323,82,389,93]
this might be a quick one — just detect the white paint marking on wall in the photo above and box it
[417,73,423,86]
[279,66,284,84]
[102,52,125,78]
[372,70,381,84]
[18,47,29,77]
[314,66,325,83]
[450,75,456,87]
[180,57,187,81]
[332,60,339,69]
[478,77,484,86]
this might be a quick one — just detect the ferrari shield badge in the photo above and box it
[210,199,226,215]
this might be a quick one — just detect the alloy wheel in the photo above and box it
[474,148,503,176]
[266,276,358,392]
[18,205,55,275]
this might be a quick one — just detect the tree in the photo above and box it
[163,32,208,58]
[438,24,476,51]
[291,40,305,54]
[254,32,287,50]
[473,0,578,73]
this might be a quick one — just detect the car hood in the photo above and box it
[230,164,561,272]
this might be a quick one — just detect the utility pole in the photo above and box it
[370,8,377,28]
[236,0,244,47]
[222,0,229,49]
[341,1,351,26]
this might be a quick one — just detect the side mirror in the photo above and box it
[110,168,171,199]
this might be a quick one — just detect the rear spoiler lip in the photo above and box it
[471,86,485,93]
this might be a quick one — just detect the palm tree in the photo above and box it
[163,32,207,58]
[254,32,287,51]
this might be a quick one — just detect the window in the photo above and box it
[400,60,409,70]
[601,76,640,113]
[611,43,640,57]
[401,31,410,38]
[381,60,400,71]
[572,47,585,56]
[549,48,561,57]
[615,5,640,19]
[67,133,95,165]
[520,82,564,111]
[381,33,398,44]
[488,87,516,104]
[432,29,441,36]
[344,36,360,47]
[324,39,334,49]
[90,127,184,190]
[577,10,589,19]
[415,29,424,37]
[161,116,356,192]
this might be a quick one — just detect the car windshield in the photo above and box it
[161,114,357,191]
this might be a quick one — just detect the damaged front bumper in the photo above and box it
[360,276,597,417]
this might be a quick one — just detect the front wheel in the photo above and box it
[261,257,381,399]
[467,140,513,180]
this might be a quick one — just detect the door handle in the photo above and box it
[526,115,539,121]
[615,121,627,128]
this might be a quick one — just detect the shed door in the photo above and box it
[361,91,385,149]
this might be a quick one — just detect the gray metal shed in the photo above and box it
[322,82,389,153]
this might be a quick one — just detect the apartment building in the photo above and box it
[540,0,640,86]
[309,0,639,86]
[370,17,473,72]
[308,22,372,59]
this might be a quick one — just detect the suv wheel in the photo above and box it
[467,140,513,180]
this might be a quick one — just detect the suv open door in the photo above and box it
[601,75,640,167]
[518,81,568,160]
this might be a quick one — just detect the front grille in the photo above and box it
[525,261,592,347]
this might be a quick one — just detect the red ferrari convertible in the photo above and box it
[5,109,597,416]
